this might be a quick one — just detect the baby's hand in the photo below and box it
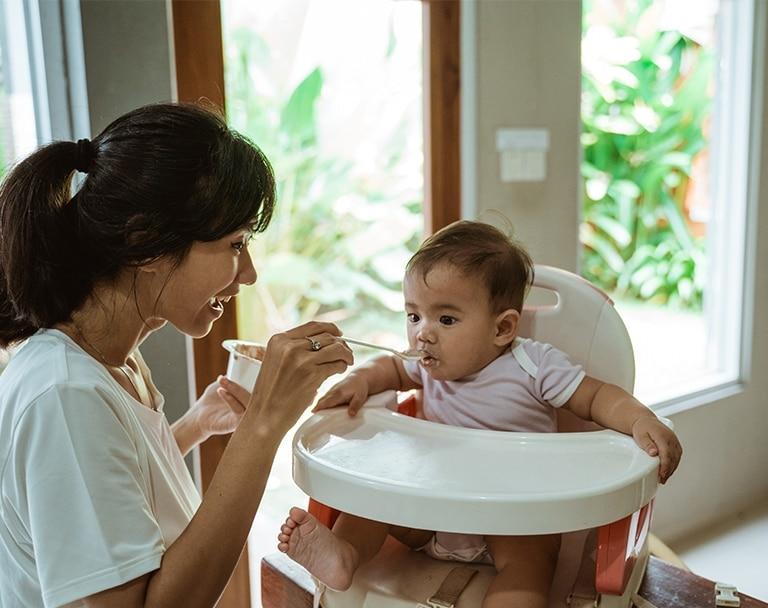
[313,372,370,416]
[631,417,682,484]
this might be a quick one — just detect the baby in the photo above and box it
[278,220,682,608]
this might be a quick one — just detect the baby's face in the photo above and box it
[403,263,506,381]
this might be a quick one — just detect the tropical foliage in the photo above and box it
[580,0,711,309]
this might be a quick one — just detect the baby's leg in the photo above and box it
[332,511,394,563]
[278,507,391,591]
[388,525,434,550]
[482,533,561,608]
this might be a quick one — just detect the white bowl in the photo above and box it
[221,339,263,391]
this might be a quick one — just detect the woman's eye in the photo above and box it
[232,241,245,253]
[439,316,457,326]
[407,313,420,323]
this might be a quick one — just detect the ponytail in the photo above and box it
[0,142,89,346]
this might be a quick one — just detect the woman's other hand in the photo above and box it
[171,377,249,456]
[196,376,249,437]
[248,321,353,436]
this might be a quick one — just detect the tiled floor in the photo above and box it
[671,498,768,602]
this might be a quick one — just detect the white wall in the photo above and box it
[467,0,768,543]
[472,0,582,270]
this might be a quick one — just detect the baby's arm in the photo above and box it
[314,355,419,416]
[564,377,682,483]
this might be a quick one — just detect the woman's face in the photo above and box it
[146,230,257,338]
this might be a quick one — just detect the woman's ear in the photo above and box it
[136,258,164,276]
[494,309,520,347]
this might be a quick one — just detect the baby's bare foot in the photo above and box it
[277,507,358,591]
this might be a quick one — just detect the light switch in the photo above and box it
[495,128,549,182]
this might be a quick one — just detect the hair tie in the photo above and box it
[74,138,95,173]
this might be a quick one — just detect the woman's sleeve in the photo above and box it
[10,384,164,607]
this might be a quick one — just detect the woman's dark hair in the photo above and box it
[0,103,275,346]
[406,220,534,313]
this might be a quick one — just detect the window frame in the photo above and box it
[0,0,89,154]
[652,0,764,417]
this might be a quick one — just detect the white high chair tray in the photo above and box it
[293,391,660,535]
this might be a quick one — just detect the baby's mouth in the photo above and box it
[420,351,438,367]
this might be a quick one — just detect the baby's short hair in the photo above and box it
[406,220,534,313]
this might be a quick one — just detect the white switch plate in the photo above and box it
[496,128,549,182]
[496,128,549,151]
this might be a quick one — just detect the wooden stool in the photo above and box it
[261,553,768,608]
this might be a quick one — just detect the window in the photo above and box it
[0,0,87,370]
[580,0,757,407]
[0,0,89,171]
[0,0,41,176]
[219,1,424,602]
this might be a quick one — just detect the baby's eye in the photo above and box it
[407,313,420,323]
[439,315,457,326]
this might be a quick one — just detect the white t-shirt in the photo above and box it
[0,329,201,608]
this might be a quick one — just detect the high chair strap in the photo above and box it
[418,565,478,608]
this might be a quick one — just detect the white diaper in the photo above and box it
[419,532,493,565]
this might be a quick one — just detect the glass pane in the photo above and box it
[220,1,423,601]
[580,0,742,405]
[0,1,40,371]
[0,0,39,178]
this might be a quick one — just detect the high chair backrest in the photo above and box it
[519,266,635,432]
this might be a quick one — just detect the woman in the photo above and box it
[0,103,352,607]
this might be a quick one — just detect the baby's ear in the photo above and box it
[494,309,520,347]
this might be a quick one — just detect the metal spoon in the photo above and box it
[342,337,423,361]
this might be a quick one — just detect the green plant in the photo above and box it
[580,0,710,309]
[224,25,422,343]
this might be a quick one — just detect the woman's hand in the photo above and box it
[631,417,683,484]
[195,376,250,438]
[171,377,251,456]
[247,321,354,437]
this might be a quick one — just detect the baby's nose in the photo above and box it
[416,326,436,343]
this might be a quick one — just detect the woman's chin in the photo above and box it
[168,317,216,339]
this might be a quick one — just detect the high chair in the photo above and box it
[291,265,663,608]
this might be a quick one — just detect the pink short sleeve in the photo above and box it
[403,359,423,385]
[522,341,585,407]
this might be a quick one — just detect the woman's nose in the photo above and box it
[238,248,258,286]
